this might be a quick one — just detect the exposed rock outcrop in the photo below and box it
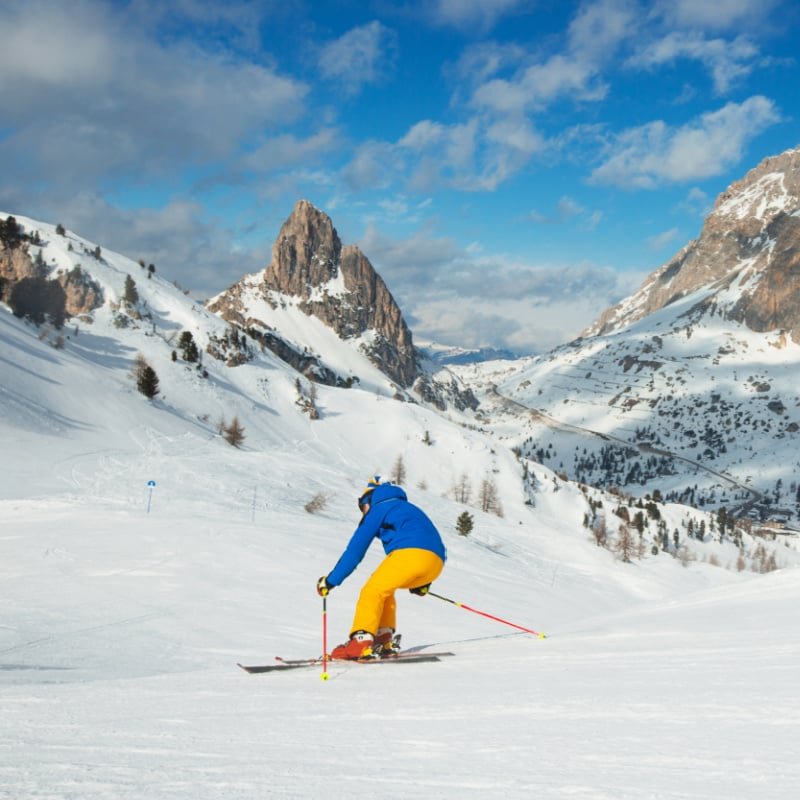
[59,266,104,317]
[1,219,103,318]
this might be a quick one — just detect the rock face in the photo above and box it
[210,200,419,387]
[0,241,36,285]
[585,147,800,340]
[1,218,104,318]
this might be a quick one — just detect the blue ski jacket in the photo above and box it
[326,483,446,587]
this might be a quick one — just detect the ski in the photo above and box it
[238,661,320,673]
[238,651,455,674]
[276,650,455,665]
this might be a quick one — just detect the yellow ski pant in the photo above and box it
[350,548,444,636]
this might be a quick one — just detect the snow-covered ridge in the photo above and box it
[714,171,790,221]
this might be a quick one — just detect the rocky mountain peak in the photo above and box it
[264,199,342,297]
[208,200,420,388]
[585,145,800,340]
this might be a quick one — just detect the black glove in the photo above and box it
[409,583,430,596]
[317,576,332,596]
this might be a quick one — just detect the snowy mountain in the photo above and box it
[206,199,418,389]
[585,146,800,339]
[418,339,521,367]
[2,203,800,797]
[450,146,800,527]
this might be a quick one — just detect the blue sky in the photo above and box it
[1,0,798,354]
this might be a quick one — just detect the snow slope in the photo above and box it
[451,287,800,524]
[2,215,800,798]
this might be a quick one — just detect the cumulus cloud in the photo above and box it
[470,55,604,114]
[428,0,527,31]
[678,187,712,217]
[241,130,340,175]
[589,96,780,188]
[0,1,309,186]
[51,191,270,298]
[343,141,405,191]
[629,32,760,93]
[567,0,639,63]
[317,21,397,94]
[404,265,645,354]
[655,0,780,31]
[358,222,644,353]
[345,118,488,193]
[529,196,589,225]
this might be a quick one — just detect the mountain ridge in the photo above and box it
[3,144,800,527]
[454,145,800,525]
[584,145,800,340]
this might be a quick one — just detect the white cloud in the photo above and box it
[428,0,527,31]
[0,1,309,186]
[241,130,340,175]
[590,96,780,188]
[678,187,712,217]
[127,0,267,52]
[471,55,604,114]
[465,1,636,119]
[567,0,639,63]
[52,191,270,298]
[347,119,483,193]
[399,121,448,150]
[359,221,645,353]
[343,141,404,191]
[528,196,604,228]
[317,21,397,94]
[629,32,760,93]
[450,41,526,88]
[404,260,645,353]
[655,0,780,31]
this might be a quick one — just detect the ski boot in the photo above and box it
[372,628,402,658]
[330,630,374,660]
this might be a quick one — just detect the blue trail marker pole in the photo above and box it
[146,480,157,513]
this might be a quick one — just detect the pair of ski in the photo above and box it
[238,650,455,674]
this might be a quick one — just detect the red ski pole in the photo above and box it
[321,593,330,681]
[426,590,546,638]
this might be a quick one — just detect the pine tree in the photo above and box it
[137,364,160,399]
[0,216,24,249]
[456,511,474,536]
[178,331,199,362]
[123,275,139,306]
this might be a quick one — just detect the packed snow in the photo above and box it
[2,217,800,799]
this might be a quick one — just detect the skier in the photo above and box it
[316,476,446,660]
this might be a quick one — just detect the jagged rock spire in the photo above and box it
[209,200,419,387]
[264,200,342,296]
